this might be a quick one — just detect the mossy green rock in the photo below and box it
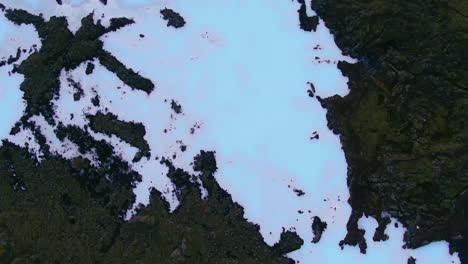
[312,0,467,260]
[0,142,300,264]
[87,111,151,162]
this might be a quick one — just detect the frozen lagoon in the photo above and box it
[0,0,460,263]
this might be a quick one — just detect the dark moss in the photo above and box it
[307,82,316,97]
[311,216,327,243]
[0,140,138,262]
[2,8,152,125]
[193,150,217,175]
[8,122,21,136]
[85,62,94,75]
[87,111,151,162]
[91,94,100,107]
[160,8,186,28]
[55,123,142,190]
[98,50,155,94]
[297,0,319,32]
[0,141,299,263]
[373,215,390,242]
[0,6,307,263]
[6,48,21,65]
[106,17,135,33]
[272,229,304,255]
[312,0,468,260]
[171,99,183,114]
[67,77,84,101]
[338,211,367,253]
[310,131,319,140]
[22,120,51,159]
[293,188,305,196]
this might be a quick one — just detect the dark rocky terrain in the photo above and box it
[311,0,467,261]
[0,140,302,263]
[87,111,151,162]
[4,8,153,125]
[311,216,327,243]
[160,8,186,29]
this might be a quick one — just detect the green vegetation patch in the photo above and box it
[311,0,468,260]
[3,8,154,125]
[87,111,151,162]
[0,142,302,263]
[160,8,186,28]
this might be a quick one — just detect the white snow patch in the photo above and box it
[0,10,40,143]
[4,127,41,157]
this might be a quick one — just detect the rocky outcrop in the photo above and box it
[311,0,467,261]
[87,111,151,162]
[160,8,186,29]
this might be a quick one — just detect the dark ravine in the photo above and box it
[311,0,467,261]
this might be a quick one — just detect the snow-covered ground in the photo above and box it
[0,1,461,263]
[0,11,40,141]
